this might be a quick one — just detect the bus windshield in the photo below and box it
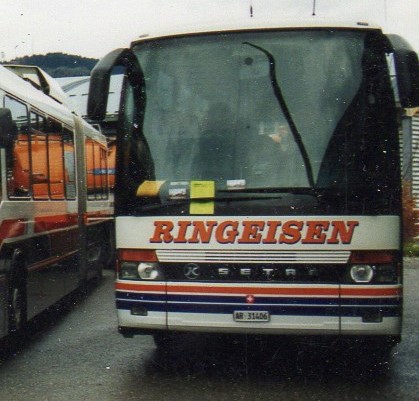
[120,30,399,214]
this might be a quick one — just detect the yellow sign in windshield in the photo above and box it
[190,181,215,215]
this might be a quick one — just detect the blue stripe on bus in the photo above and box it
[116,291,339,305]
[116,299,340,316]
[340,307,401,317]
[116,299,401,317]
[115,291,400,307]
[340,298,400,306]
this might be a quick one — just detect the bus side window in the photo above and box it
[30,117,75,200]
[98,145,108,199]
[4,96,30,198]
[31,112,49,200]
[86,139,109,201]
[86,138,95,199]
[45,118,65,200]
[107,142,116,192]
[63,127,76,199]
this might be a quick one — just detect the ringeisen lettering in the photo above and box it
[149,219,359,245]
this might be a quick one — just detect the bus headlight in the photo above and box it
[119,262,140,280]
[138,262,162,280]
[118,261,163,280]
[374,264,398,283]
[350,264,374,283]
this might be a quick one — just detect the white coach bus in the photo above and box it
[87,18,418,354]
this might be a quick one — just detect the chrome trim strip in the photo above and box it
[156,250,350,264]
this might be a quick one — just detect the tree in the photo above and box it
[3,53,98,77]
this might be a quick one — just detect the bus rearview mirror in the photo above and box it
[88,48,140,122]
[387,34,419,108]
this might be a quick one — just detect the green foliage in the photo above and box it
[404,242,419,257]
[4,53,98,78]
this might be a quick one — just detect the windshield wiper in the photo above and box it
[243,42,315,188]
[218,187,328,199]
[139,193,283,211]
[218,187,314,194]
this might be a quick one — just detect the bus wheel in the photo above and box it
[8,278,27,336]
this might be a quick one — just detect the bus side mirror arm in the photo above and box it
[87,48,139,122]
[386,34,419,108]
[0,108,17,148]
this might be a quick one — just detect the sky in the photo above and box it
[0,0,417,61]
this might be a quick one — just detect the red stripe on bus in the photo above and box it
[116,282,401,298]
[341,286,401,297]
[84,210,113,225]
[0,219,27,241]
[167,286,339,296]
[116,282,166,293]
[116,282,338,297]
[28,250,79,272]
[34,213,79,232]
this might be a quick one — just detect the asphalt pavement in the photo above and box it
[0,258,417,401]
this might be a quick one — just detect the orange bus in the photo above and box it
[0,65,114,339]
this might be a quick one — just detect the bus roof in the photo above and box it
[130,19,382,45]
[0,64,106,143]
[0,64,74,128]
[4,64,69,106]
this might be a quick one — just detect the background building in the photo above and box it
[401,109,419,209]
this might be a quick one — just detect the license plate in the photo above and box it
[233,311,270,322]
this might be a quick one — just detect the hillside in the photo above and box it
[3,53,98,78]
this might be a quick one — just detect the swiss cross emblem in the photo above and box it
[246,295,255,304]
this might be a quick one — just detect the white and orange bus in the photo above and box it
[0,64,114,339]
[87,19,418,354]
